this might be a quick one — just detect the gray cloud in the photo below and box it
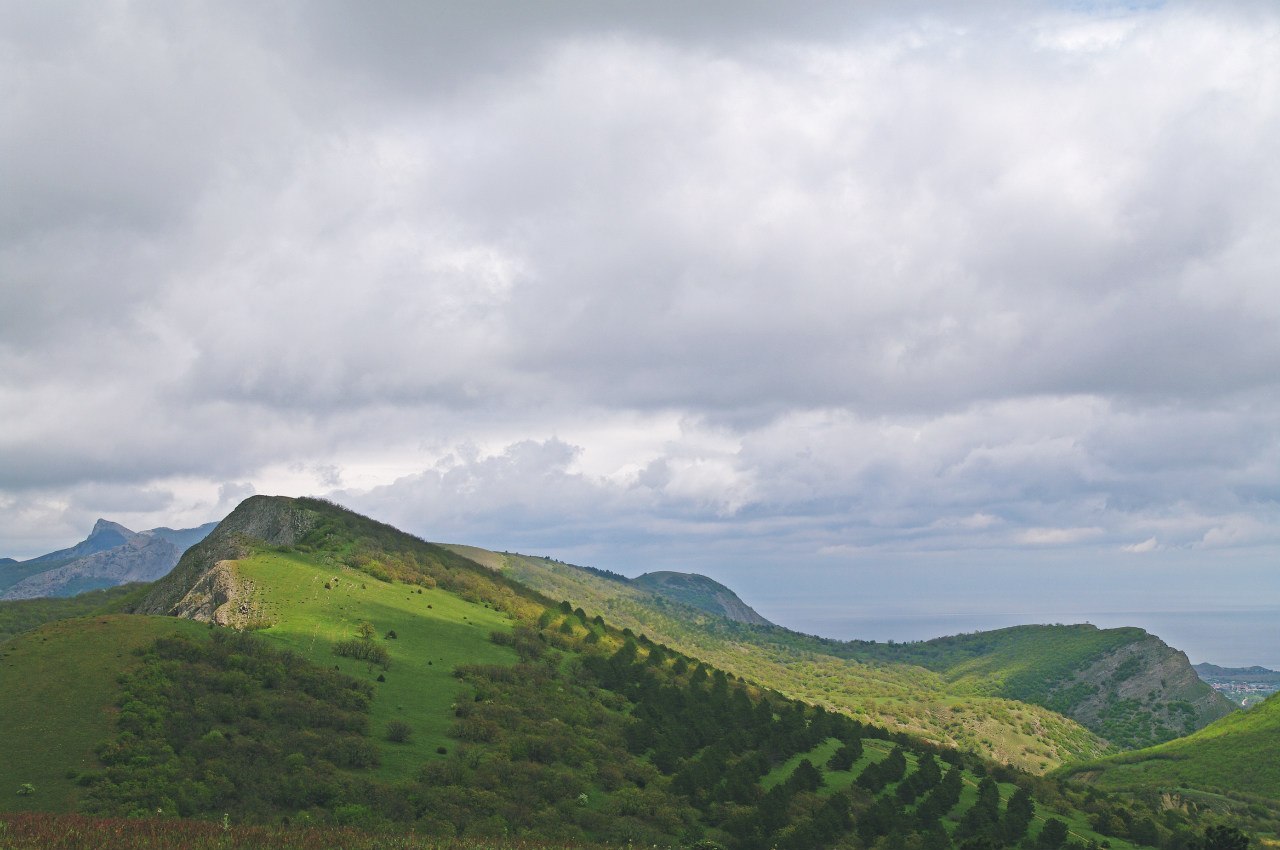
[2,0,1279,640]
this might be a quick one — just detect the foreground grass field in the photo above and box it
[234,550,517,780]
[0,616,208,813]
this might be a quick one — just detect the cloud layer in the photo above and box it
[3,2,1279,637]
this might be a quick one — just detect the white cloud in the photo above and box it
[1,0,1279,622]
[1121,536,1159,553]
[1017,527,1105,546]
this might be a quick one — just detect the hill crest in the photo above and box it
[132,495,321,622]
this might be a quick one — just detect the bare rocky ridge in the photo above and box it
[133,495,318,621]
[165,560,262,625]
[24,519,135,565]
[1059,634,1236,736]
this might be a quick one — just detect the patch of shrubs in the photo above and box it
[81,629,378,820]
[333,638,390,669]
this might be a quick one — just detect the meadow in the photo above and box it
[0,812,598,850]
[0,615,207,813]
[232,550,516,778]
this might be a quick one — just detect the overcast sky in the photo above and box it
[3,1,1279,656]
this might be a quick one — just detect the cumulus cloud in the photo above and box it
[1122,537,1159,553]
[2,1,1279,634]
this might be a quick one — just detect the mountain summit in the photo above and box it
[631,570,772,625]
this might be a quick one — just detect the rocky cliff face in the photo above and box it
[133,495,318,621]
[1052,634,1236,746]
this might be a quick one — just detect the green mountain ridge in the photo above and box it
[451,546,772,626]
[1057,690,1280,799]
[449,546,1233,761]
[1,495,1273,848]
[859,625,1237,748]
[1194,663,1280,683]
[631,570,773,625]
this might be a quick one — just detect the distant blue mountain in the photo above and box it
[0,519,219,600]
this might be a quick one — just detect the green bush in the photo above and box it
[333,639,390,669]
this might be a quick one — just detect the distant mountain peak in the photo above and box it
[631,570,773,626]
[1,516,216,600]
[90,519,136,539]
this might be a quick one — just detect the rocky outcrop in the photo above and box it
[1051,634,1236,746]
[166,559,261,626]
[23,519,136,566]
[133,495,318,620]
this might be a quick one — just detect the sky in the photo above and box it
[3,1,1279,662]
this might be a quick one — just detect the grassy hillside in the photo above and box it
[862,625,1236,748]
[229,549,517,779]
[1058,691,1280,803]
[0,615,208,812]
[456,547,1232,758]
[0,583,148,642]
[5,495,1229,850]
[630,570,771,625]
[450,547,1114,770]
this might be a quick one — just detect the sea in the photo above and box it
[797,608,1280,671]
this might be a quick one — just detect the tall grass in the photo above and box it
[0,812,604,850]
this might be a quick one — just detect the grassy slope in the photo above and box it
[867,625,1236,749]
[0,615,208,812]
[871,625,1143,697]
[447,547,1109,773]
[1058,691,1280,799]
[233,550,516,780]
[0,500,1242,847]
[0,584,148,643]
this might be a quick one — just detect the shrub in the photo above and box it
[333,639,390,669]
[386,720,412,743]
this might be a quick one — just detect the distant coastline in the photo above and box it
[792,608,1280,672]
